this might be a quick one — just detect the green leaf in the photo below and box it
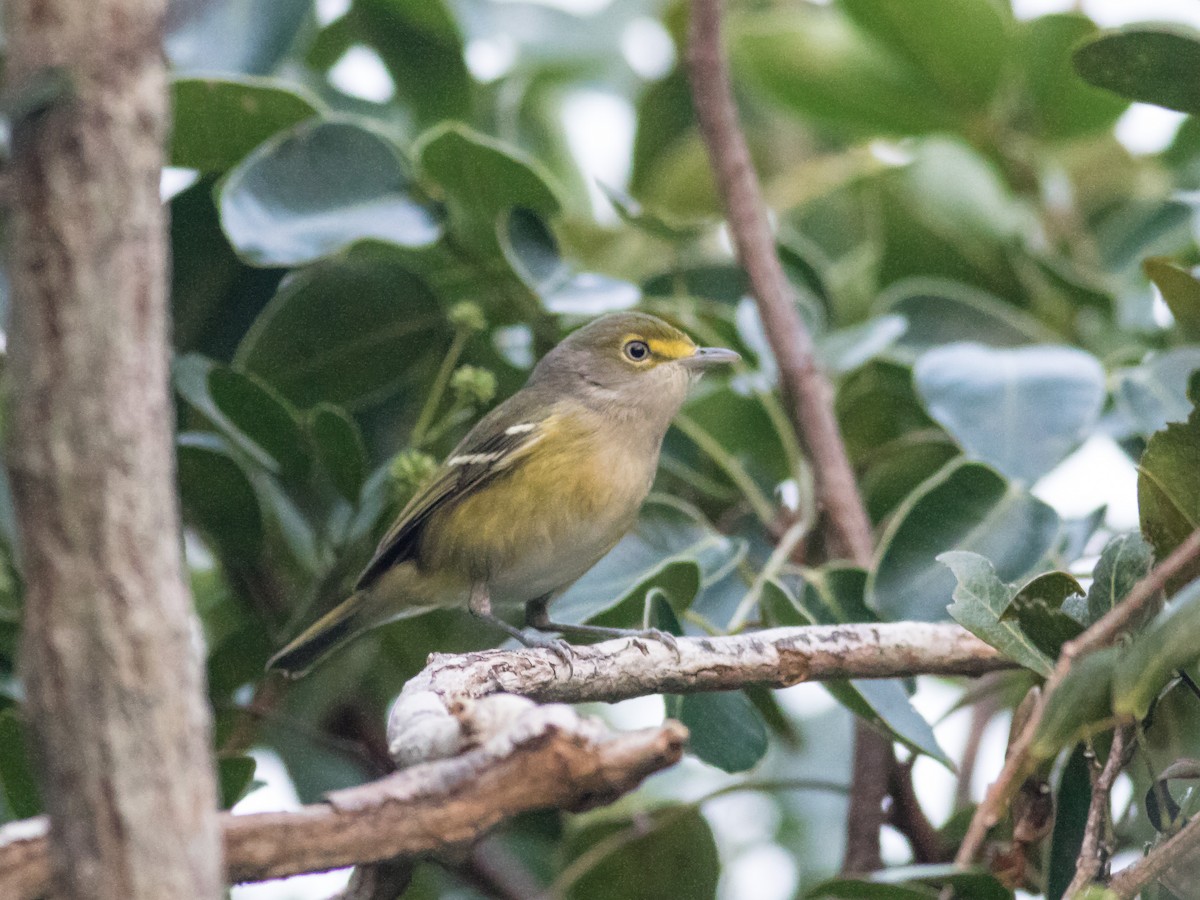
[1113,577,1200,719]
[309,404,367,502]
[553,497,746,627]
[177,433,264,563]
[1073,27,1200,115]
[0,710,40,819]
[1047,744,1091,900]
[1000,570,1085,660]
[841,0,1010,111]
[219,119,442,267]
[730,6,954,135]
[1138,378,1200,590]
[879,277,1056,353]
[1145,257,1200,341]
[1031,647,1120,758]
[914,343,1105,483]
[170,76,320,173]
[165,0,311,76]
[816,315,907,375]
[174,354,309,480]
[809,865,1011,900]
[349,0,471,125]
[415,123,561,261]
[234,244,450,409]
[870,460,1060,623]
[1085,534,1154,625]
[1116,348,1200,438]
[671,690,768,773]
[1017,14,1129,140]
[763,577,951,767]
[562,808,720,900]
[940,551,1054,676]
[218,755,259,810]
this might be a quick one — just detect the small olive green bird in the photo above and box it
[267,312,739,676]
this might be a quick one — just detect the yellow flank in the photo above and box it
[416,412,633,583]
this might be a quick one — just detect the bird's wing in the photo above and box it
[354,401,553,591]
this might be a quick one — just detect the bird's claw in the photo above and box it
[631,628,680,659]
[520,632,576,676]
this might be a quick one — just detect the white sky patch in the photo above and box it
[328,45,396,104]
[561,89,635,221]
[1116,103,1189,156]
[160,167,199,201]
[1033,434,1140,531]
[496,0,613,15]
[719,841,798,900]
[315,0,351,26]
[465,34,518,83]
[621,16,676,81]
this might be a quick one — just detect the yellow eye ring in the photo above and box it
[623,340,650,362]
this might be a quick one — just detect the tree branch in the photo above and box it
[1108,802,1200,898]
[5,0,222,896]
[0,710,687,900]
[956,528,1200,867]
[1065,727,1134,897]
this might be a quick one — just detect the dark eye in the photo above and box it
[624,340,650,362]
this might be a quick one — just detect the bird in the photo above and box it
[267,311,739,677]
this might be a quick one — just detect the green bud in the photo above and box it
[450,365,496,407]
[388,449,438,500]
[448,302,487,334]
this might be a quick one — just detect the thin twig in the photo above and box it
[1065,726,1135,897]
[956,528,1200,867]
[1108,807,1200,898]
[686,0,886,870]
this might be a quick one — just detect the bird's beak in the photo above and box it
[681,346,741,369]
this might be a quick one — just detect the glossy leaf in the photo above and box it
[553,497,746,627]
[165,0,311,76]
[810,865,1010,900]
[1115,348,1200,438]
[234,244,449,409]
[870,460,1060,623]
[731,6,955,135]
[764,577,950,767]
[219,119,442,267]
[176,433,264,563]
[174,354,309,480]
[1018,14,1129,139]
[670,690,768,773]
[914,343,1105,483]
[1144,257,1200,340]
[170,76,320,173]
[218,755,259,809]
[879,278,1055,353]
[1085,534,1153,625]
[1073,27,1200,115]
[415,123,561,260]
[940,551,1054,676]
[0,710,39,819]
[1137,376,1200,590]
[1113,577,1200,719]
[1047,745,1091,900]
[1031,647,1120,759]
[841,0,1009,111]
[1001,570,1085,660]
[562,808,720,900]
[309,404,367,502]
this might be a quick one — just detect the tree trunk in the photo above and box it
[3,1,223,897]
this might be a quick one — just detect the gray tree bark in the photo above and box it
[3,1,223,897]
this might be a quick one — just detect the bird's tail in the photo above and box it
[267,592,375,678]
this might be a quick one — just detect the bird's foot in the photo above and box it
[512,629,577,675]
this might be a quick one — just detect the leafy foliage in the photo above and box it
[3,0,1200,895]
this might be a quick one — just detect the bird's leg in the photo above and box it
[469,584,574,671]
[524,595,679,657]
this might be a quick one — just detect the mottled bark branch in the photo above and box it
[4,0,222,897]
[956,528,1200,867]
[1108,804,1200,898]
[0,710,686,900]
[1065,727,1134,897]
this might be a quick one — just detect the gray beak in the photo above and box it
[681,346,741,369]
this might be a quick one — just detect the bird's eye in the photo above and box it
[624,340,650,362]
